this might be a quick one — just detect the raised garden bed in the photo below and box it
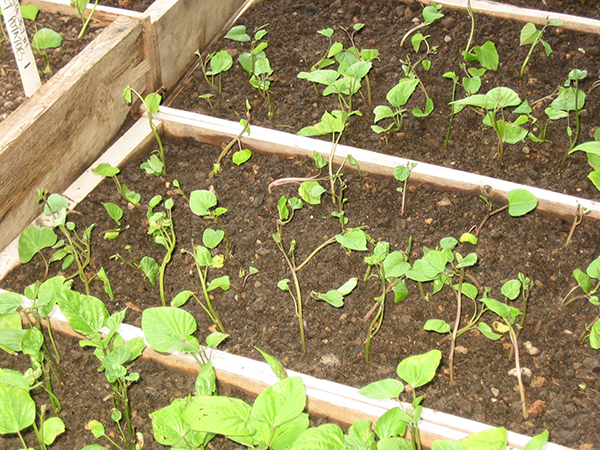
[1,108,599,448]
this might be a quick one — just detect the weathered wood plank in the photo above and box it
[22,0,144,24]
[418,0,600,35]
[155,107,600,222]
[0,16,147,253]
[145,0,251,91]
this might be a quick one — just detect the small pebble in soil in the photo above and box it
[524,341,540,355]
[320,353,340,367]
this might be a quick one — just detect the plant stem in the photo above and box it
[475,204,509,235]
[444,79,459,150]
[448,272,464,383]
[508,324,529,419]
[565,205,589,246]
[464,0,475,54]
[77,0,100,39]
[197,266,225,333]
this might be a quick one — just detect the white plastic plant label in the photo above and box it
[1,0,42,97]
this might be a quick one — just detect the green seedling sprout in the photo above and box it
[542,69,587,168]
[147,195,176,307]
[519,18,563,77]
[372,78,418,141]
[362,240,410,363]
[272,195,341,350]
[18,226,58,279]
[58,289,144,449]
[189,189,231,258]
[463,39,499,71]
[239,265,259,288]
[225,24,275,119]
[37,190,97,295]
[178,230,230,333]
[407,237,479,382]
[71,0,99,38]
[123,86,165,175]
[479,290,529,419]
[451,86,529,165]
[92,163,141,206]
[394,162,417,216]
[210,100,252,177]
[298,110,360,230]
[101,202,128,239]
[305,28,343,95]
[196,49,233,110]
[32,28,62,74]
[298,26,376,115]
[568,127,600,197]
[111,245,159,287]
[562,254,600,349]
[400,2,444,48]
[502,273,534,360]
[359,350,442,450]
[442,71,459,149]
[471,189,538,236]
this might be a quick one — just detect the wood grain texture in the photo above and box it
[146,0,249,90]
[418,0,600,35]
[0,16,146,252]
[22,0,144,24]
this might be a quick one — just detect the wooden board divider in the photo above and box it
[22,0,145,24]
[155,106,600,222]
[418,0,600,35]
[0,112,579,449]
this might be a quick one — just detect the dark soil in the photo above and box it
[494,0,600,19]
[167,0,600,202]
[0,10,103,124]
[2,135,600,449]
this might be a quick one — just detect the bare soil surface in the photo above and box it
[2,136,600,449]
[0,10,103,123]
[2,1,600,449]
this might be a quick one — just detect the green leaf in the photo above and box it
[413,98,434,117]
[251,376,306,428]
[587,255,600,279]
[256,347,288,380]
[103,202,123,225]
[422,3,444,23]
[298,181,326,205]
[383,252,410,279]
[478,322,502,340]
[232,149,252,165]
[396,349,442,389]
[171,290,194,307]
[225,25,250,42]
[206,331,228,348]
[374,408,408,439]
[424,319,451,334]
[522,430,549,450]
[432,441,468,450]
[58,291,108,337]
[359,379,404,400]
[195,362,217,397]
[335,230,368,251]
[519,23,540,46]
[460,233,478,245]
[455,252,477,269]
[507,189,537,216]
[472,41,499,71]
[346,419,376,450]
[291,423,345,450]
[140,257,159,285]
[202,229,225,249]
[142,307,200,353]
[18,226,58,263]
[480,297,512,319]
[140,154,164,176]
[97,267,113,300]
[573,269,592,293]
[589,321,600,349]
[32,28,62,51]
[20,5,39,20]
[0,292,22,315]
[207,275,230,292]
[297,69,339,86]
[373,105,396,123]
[387,78,419,108]
[0,384,35,434]
[459,426,507,450]
[150,398,193,446]
[208,50,233,75]
[190,190,218,216]
[122,185,141,205]
[501,279,521,300]
[392,280,409,303]
[183,396,252,436]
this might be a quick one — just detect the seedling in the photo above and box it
[196,49,233,110]
[210,100,252,177]
[461,3,499,73]
[18,226,58,279]
[179,228,230,333]
[543,69,587,168]
[451,86,529,164]
[564,204,591,247]
[362,240,410,362]
[359,350,442,450]
[32,28,62,74]
[123,86,165,175]
[568,127,600,199]
[501,273,534,360]
[102,202,128,239]
[71,0,99,38]
[92,163,141,206]
[394,162,417,216]
[225,24,275,119]
[298,110,360,230]
[304,28,342,95]
[479,290,529,419]
[400,2,444,47]
[562,254,600,349]
[147,195,176,307]
[340,22,379,107]
[372,78,418,141]
[189,189,230,258]
[142,306,228,366]
[239,265,259,288]
[111,246,159,287]
[272,195,340,350]
[471,189,538,236]
[407,237,479,382]
[58,288,144,449]
[519,18,563,77]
